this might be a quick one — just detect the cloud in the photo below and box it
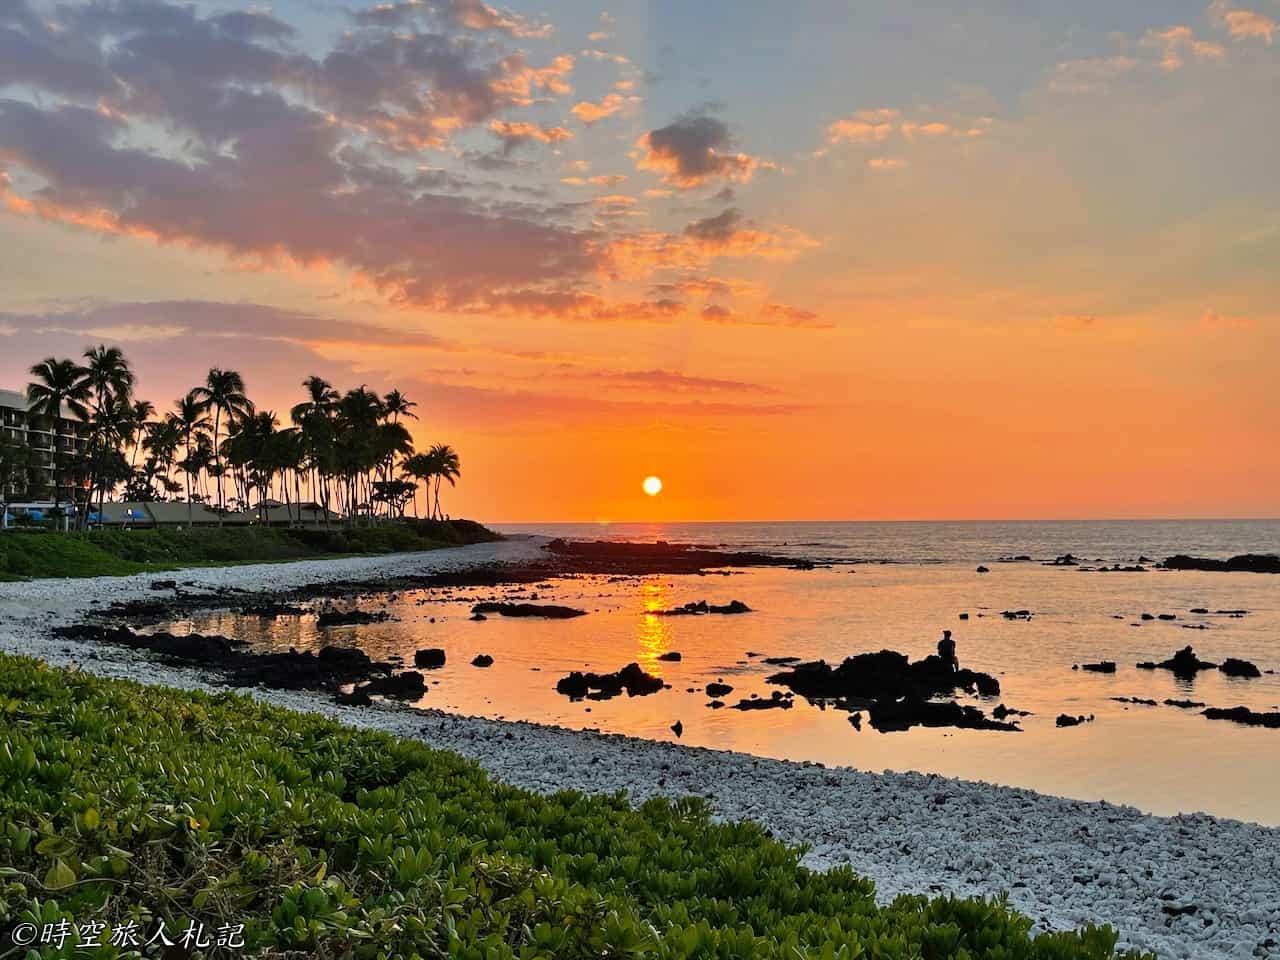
[825,107,990,149]
[867,156,908,170]
[1139,25,1225,70]
[1210,1,1277,43]
[826,108,900,144]
[1048,56,1139,95]
[701,302,833,330]
[456,290,686,324]
[0,0,820,326]
[1,301,461,351]
[571,92,628,124]
[490,119,574,152]
[634,112,773,188]
[353,0,552,39]
[603,209,817,275]
[573,368,780,395]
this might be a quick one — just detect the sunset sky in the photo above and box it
[1,0,1277,521]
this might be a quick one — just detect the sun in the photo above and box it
[642,475,663,497]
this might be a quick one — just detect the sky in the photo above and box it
[0,0,1277,521]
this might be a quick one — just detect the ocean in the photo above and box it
[165,520,1280,824]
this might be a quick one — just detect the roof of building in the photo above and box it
[0,389,28,410]
[260,503,342,524]
[95,502,155,525]
[142,502,253,525]
[0,388,79,419]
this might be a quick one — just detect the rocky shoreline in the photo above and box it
[2,540,1278,959]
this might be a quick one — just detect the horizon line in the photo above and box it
[486,516,1280,526]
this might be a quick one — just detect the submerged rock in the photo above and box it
[1056,714,1094,728]
[767,649,1001,703]
[993,704,1032,719]
[471,654,494,668]
[1164,698,1206,709]
[705,681,735,698]
[360,671,427,699]
[471,601,587,618]
[1136,645,1217,678]
[1201,706,1280,728]
[414,647,446,669]
[1220,657,1262,679]
[731,692,793,711]
[1078,661,1117,673]
[764,646,1006,732]
[652,599,752,616]
[657,651,682,661]
[316,608,392,627]
[555,662,664,701]
[1161,554,1280,574]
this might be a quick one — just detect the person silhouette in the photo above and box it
[937,630,959,673]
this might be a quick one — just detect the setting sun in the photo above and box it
[642,476,663,497]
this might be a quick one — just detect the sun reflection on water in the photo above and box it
[636,578,674,674]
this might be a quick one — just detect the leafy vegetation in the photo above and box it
[0,654,1150,958]
[9,349,464,526]
[0,521,497,581]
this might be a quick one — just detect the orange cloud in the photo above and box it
[1139,26,1225,69]
[827,108,900,144]
[633,113,774,188]
[491,54,575,102]
[571,92,627,124]
[701,303,833,331]
[490,119,574,145]
[1210,1,1277,43]
[823,108,989,156]
[602,210,817,277]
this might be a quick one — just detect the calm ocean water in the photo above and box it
[167,520,1280,824]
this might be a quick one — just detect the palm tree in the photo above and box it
[126,399,156,479]
[75,346,136,527]
[192,368,252,521]
[383,389,418,424]
[426,444,461,520]
[26,357,91,516]
[399,452,433,519]
[83,345,134,406]
[291,376,339,519]
[170,392,211,527]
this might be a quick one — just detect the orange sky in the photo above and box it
[1,1,1277,521]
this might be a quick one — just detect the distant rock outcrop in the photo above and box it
[1161,554,1280,574]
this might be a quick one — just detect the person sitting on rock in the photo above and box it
[937,630,959,673]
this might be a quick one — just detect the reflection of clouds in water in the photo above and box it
[637,578,673,675]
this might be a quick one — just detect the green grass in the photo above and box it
[0,655,1150,959]
[0,521,499,581]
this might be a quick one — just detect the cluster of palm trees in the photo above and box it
[12,346,460,527]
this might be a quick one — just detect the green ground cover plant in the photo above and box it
[0,520,497,581]
[0,654,1151,958]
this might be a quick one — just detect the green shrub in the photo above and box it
[0,521,499,581]
[0,655,1150,959]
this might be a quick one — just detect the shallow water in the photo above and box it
[160,520,1280,824]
